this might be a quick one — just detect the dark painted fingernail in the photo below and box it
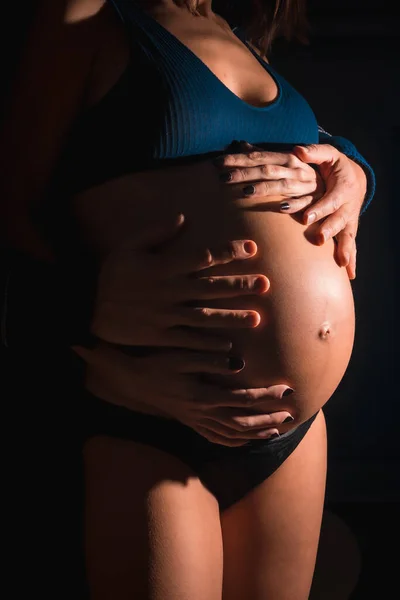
[243,185,256,196]
[283,416,294,423]
[219,171,233,183]
[280,201,290,210]
[253,277,266,291]
[228,357,245,371]
[282,388,294,397]
[269,433,280,439]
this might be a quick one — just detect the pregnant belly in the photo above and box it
[72,160,355,426]
[173,207,355,425]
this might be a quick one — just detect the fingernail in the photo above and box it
[306,212,317,225]
[282,388,294,397]
[243,185,256,196]
[219,171,233,183]
[228,357,245,371]
[280,201,290,211]
[243,241,255,255]
[320,230,328,243]
[283,415,294,423]
[253,277,266,292]
[257,430,280,439]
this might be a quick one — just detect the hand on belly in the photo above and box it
[72,161,356,428]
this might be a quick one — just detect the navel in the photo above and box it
[318,321,333,341]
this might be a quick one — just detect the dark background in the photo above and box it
[1,1,398,598]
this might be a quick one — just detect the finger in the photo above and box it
[278,195,316,213]
[292,143,340,165]
[233,178,317,199]
[165,327,233,352]
[214,150,295,169]
[194,425,250,447]
[118,213,185,251]
[313,207,352,245]
[219,164,315,185]
[334,224,358,267]
[346,244,357,280]
[181,274,270,300]
[203,384,294,408]
[178,307,261,329]
[206,409,293,432]
[167,240,258,276]
[198,418,280,440]
[302,191,348,228]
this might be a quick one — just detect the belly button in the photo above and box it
[318,321,333,340]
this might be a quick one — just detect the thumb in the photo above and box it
[293,144,340,165]
[119,213,186,252]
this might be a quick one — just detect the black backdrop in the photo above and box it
[1,1,398,596]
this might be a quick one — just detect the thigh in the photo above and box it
[84,436,223,600]
[221,411,327,600]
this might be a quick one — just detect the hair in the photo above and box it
[176,1,309,56]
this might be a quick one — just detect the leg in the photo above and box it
[221,411,327,600]
[84,436,223,600]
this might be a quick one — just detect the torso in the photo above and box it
[59,1,355,427]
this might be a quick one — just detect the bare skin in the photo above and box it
[0,1,363,599]
[74,157,355,428]
[84,411,327,600]
[67,1,355,430]
[74,2,349,598]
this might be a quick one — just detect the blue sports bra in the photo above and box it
[54,0,319,195]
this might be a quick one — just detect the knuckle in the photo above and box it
[227,154,238,166]
[234,417,253,430]
[243,389,256,404]
[287,153,301,168]
[260,181,270,194]
[248,150,262,161]
[298,167,310,182]
[226,241,240,260]
[239,276,253,291]
[260,164,273,177]
[331,195,341,212]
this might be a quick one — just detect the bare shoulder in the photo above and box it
[47,0,107,23]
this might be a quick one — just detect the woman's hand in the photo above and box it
[292,144,367,279]
[213,141,323,202]
[75,343,294,447]
[214,141,367,280]
[93,214,269,349]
